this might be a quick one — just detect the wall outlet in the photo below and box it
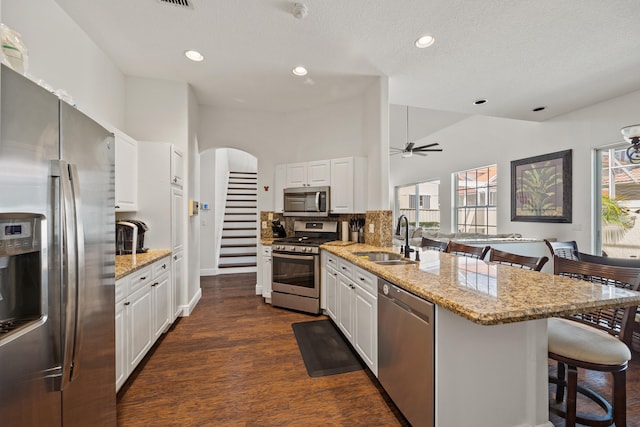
[368,223,374,233]
[268,212,273,220]
[261,221,267,229]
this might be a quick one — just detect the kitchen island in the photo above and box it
[320,243,640,427]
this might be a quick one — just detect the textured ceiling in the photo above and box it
[54,0,640,122]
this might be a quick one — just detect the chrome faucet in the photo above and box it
[396,215,411,259]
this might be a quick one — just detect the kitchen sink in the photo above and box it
[353,252,403,261]
[373,259,414,266]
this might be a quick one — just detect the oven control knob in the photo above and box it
[289,246,295,252]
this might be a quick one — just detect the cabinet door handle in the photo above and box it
[152,282,158,287]
[124,301,130,306]
[140,276,147,280]
[115,205,120,209]
[162,264,167,269]
[174,255,178,261]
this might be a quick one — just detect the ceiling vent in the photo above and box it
[157,0,193,9]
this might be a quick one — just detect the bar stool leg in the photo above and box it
[566,365,578,427]
[612,369,627,427]
[555,362,566,403]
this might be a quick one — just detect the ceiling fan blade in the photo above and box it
[414,152,428,156]
[390,152,403,156]
[412,142,440,150]
[390,147,405,152]
[405,142,415,151]
[415,148,443,152]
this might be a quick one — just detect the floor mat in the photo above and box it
[291,319,364,377]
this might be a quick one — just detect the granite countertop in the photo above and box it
[116,249,172,280]
[320,243,640,326]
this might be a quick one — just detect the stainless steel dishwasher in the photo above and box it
[378,278,434,427]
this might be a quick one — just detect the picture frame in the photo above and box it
[511,149,572,223]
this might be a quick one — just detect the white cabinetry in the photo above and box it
[115,256,172,392]
[286,160,331,187]
[115,130,138,212]
[274,164,286,213]
[114,276,127,392]
[137,141,186,320]
[321,251,378,375]
[258,245,272,300]
[170,146,184,187]
[330,157,367,214]
[322,251,339,320]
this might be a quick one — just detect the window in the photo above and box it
[454,165,497,234]
[395,180,440,230]
[595,145,640,257]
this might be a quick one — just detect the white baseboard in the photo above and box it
[180,288,202,317]
[200,266,257,276]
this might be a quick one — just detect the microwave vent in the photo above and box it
[157,0,193,9]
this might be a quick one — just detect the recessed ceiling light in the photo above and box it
[185,50,204,62]
[473,99,488,105]
[292,66,308,76]
[532,106,546,112]
[415,34,435,48]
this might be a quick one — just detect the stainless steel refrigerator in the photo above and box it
[0,64,116,426]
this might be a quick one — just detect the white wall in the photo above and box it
[199,148,258,274]
[198,77,387,213]
[187,85,200,306]
[389,89,640,252]
[124,75,197,311]
[1,0,125,129]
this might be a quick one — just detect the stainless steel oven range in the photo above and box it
[271,220,338,314]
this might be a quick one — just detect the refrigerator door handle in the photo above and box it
[68,163,85,382]
[55,160,80,390]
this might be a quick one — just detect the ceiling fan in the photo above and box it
[390,106,443,158]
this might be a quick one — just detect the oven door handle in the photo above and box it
[272,252,317,262]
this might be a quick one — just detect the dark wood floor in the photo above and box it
[117,273,640,427]
[117,273,406,426]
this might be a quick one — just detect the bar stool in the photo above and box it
[445,241,490,260]
[420,237,448,252]
[544,239,578,260]
[548,256,640,427]
[488,248,548,271]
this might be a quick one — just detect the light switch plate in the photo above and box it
[261,221,267,229]
[368,223,374,233]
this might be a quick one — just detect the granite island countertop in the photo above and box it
[116,249,172,280]
[320,243,640,326]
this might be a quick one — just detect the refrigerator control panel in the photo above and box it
[0,214,40,254]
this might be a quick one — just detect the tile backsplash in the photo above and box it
[260,210,392,247]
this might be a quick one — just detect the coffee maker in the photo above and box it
[116,220,148,255]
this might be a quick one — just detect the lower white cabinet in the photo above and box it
[172,251,184,320]
[115,255,172,391]
[321,250,378,375]
[260,245,272,300]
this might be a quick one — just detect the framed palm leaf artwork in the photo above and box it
[511,149,572,223]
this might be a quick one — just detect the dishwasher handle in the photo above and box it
[378,279,433,325]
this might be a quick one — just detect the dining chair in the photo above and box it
[548,256,640,427]
[444,241,490,260]
[488,248,548,271]
[544,239,578,260]
[420,237,448,252]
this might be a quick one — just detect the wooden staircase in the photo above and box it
[218,171,257,271]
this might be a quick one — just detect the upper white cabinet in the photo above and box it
[330,157,367,214]
[286,160,330,187]
[274,164,286,213]
[115,130,138,212]
[170,146,184,187]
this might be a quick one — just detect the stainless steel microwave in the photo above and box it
[283,186,330,217]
